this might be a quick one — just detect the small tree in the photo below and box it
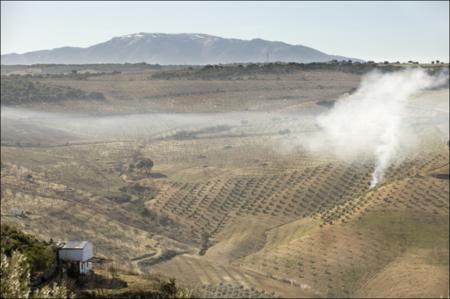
[135,158,153,170]
[159,278,177,296]
[0,251,30,298]
[199,231,210,256]
[0,251,71,299]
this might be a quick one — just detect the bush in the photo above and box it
[0,77,106,105]
[1,251,72,298]
[0,224,55,274]
[199,231,210,256]
[159,278,177,296]
[135,159,154,170]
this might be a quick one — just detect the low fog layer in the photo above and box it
[0,108,315,141]
[1,69,448,187]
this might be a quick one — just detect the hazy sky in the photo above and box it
[1,1,449,62]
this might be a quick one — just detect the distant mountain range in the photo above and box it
[1,33,362,65]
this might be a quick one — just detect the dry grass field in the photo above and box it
[1,64,448,298]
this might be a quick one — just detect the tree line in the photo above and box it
[1,77,105,105]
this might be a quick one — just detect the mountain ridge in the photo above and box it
[1,33,363,65]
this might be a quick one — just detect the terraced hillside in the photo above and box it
[238,153,449,297]
[147,145,449,298]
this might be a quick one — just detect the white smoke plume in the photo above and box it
[312,68,448,188]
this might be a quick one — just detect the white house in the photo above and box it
[58,241,93,274]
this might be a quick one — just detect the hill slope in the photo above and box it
[1,33,361,65]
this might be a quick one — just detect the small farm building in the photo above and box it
[58,241,93,274]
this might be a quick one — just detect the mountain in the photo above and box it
[1,33,362,65]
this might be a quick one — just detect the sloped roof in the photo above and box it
[62,240,90,249]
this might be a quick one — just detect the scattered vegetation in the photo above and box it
[358,210,449,264]
[1,251,71,298]
[150,61,408,80]
[199,283,279,298]
[81,274,193,299]
[198,231,210,256]
[0,63,168,77]
[1,224,55,275]
[0,77,105,105]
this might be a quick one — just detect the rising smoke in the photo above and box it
[312,68,449,188]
